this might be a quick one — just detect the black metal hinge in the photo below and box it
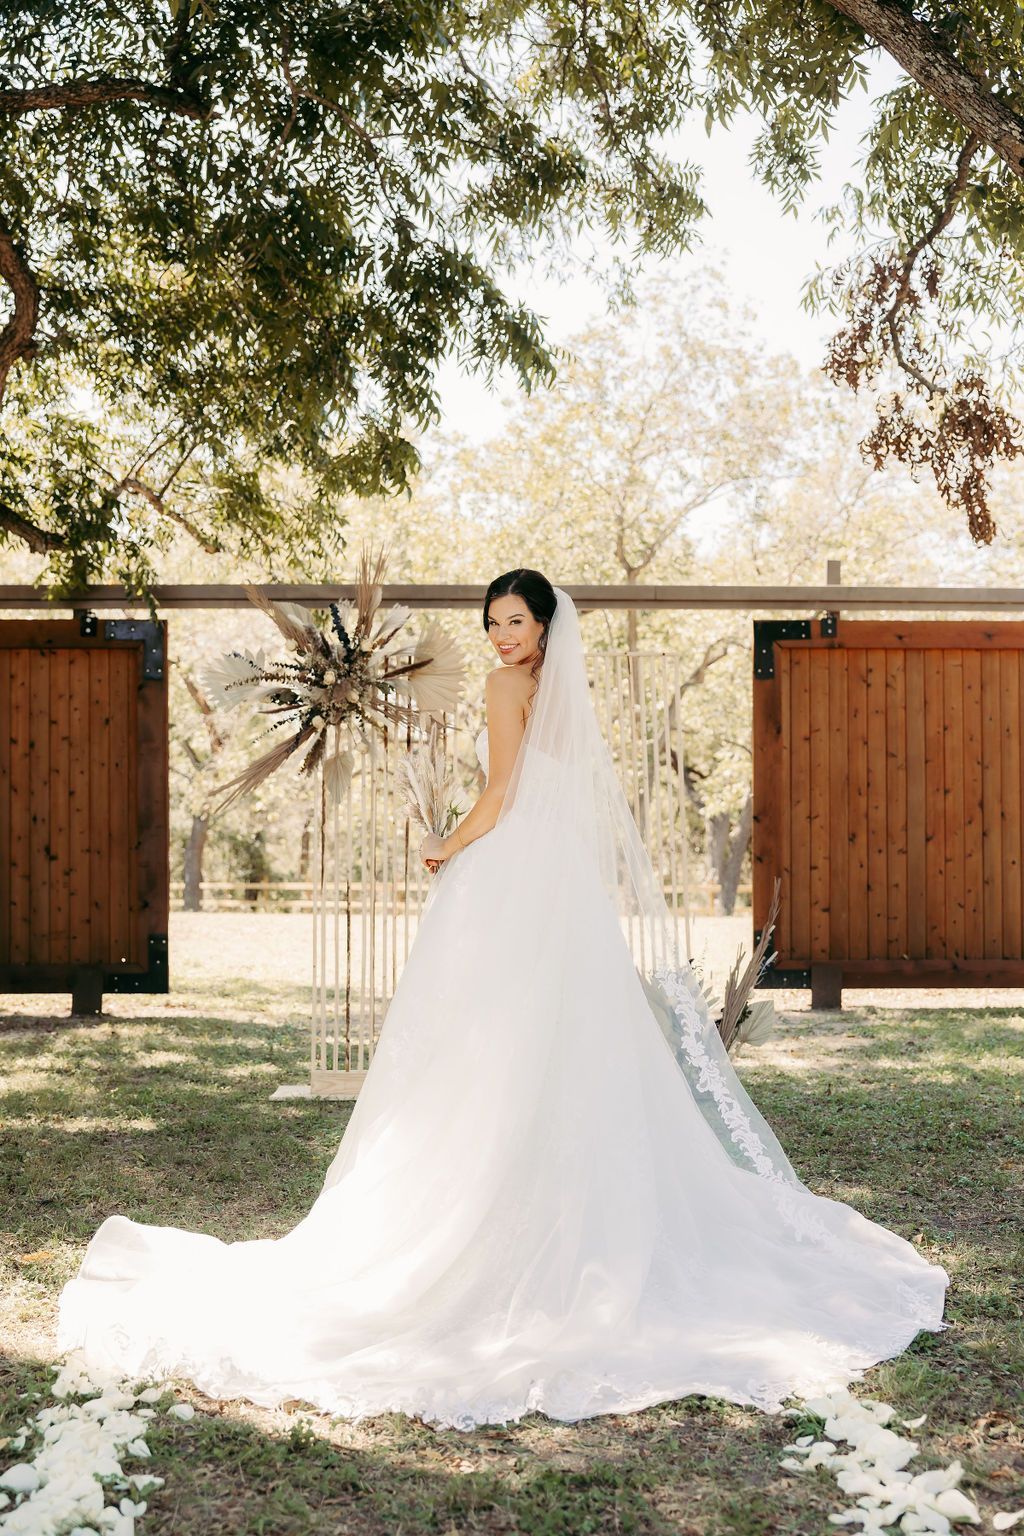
[752,929,810,988]
[752,620,811,680]
[103,619,165,681]
[752,615,838,678]
[106,933,169,993]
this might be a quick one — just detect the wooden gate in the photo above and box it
[0,618,169,1013]
[752,618,1024,1002]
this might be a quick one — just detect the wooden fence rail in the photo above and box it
[170,879,752,915]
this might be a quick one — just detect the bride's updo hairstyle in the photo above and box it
[482,568,557,679]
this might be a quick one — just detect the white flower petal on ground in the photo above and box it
[0,1361,174,1536]
[780,1391,991,1535]
[836,1467,888,1497]
[168,1403,195,1421]
[931,1489,980,1523]
[910,1462,964,1497]
[859,1428,919,1470]
[0,1463,40,1494]
[993,1514,1024,1531]
[129,1473,164,1495]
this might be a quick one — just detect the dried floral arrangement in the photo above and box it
[688,876,782,1055]
[398,723,468,843]
[196,548,465,819]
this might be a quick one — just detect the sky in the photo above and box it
[436,57,903,442]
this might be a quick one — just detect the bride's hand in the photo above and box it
[420,832,446,872]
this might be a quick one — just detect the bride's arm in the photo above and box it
[426,667,532,864]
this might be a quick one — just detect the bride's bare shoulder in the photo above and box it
[485,665,536,724]
[486,664,534,698]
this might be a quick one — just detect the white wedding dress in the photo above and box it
[58,590,949,1430]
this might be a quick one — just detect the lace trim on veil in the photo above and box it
[648,965,948,1335]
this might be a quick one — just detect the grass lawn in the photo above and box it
[1,917,1022,1534]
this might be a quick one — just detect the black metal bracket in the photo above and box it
[752,929,811,988]
[106,933,168,993]
[103,619,164,681]
[76,609,99,637]
[820,612,838,637]
[752,619,811,680]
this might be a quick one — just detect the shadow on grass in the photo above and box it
[0,1345,856,1536]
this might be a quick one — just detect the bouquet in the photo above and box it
[398,723,468,858]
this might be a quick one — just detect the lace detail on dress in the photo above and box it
[651,965,861,1252]
[89,1314,943,1432]
[650,964,952,1338]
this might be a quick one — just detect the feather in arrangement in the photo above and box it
[199,545,466,821]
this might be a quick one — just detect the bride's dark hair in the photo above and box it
[482,568,557,679]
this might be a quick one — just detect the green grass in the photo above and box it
[1,980,1023,1534]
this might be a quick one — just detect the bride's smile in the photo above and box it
[486,594,545,665]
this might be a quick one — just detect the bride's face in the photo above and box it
[486,594,545,666]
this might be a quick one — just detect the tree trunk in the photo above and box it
[182,813,208,911]
[705,792,753,915]
[829,0,1024,176]
[241,829,270,908]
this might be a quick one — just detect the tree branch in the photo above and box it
[119,475,223,554]
[828,0,1024,176]
[883,132,981,394]
[0,499,65,552]
[0,77,207,120]
[0,214,39,402]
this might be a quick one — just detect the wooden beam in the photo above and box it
[1,582,1024,613]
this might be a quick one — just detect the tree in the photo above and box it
[2,2,1024,590]
[0,0,702,592]
[341,277,1001,913]
[445,273,801,647]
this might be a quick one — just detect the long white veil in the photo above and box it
[494,587,805,1193]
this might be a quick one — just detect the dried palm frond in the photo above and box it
[323,749,355,803]
[354,546,388,639]
[207,728,310,820]
[735,998,776,1048]
[388,621,465,716]
[243,584,321,654]
[717,875,782,1053]
[371,604,414,655]
[194,648,268,710]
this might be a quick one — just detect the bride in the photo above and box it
[58,569,949,1431]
